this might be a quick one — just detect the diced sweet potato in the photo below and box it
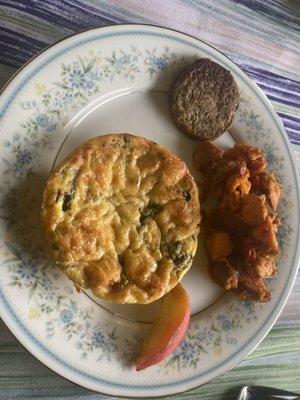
[193,141,224,172]
[205,231,233,261]
[244,252,276,279]
[240,193,268,226]
[212,209,248,237]
[215,159,246,183]
[210,258,239,290]
[252,215,279,255]
[239,238,257,267]
[224,144,267,173]
[257,172,282,210]
[237,273,271,302]
[254,255,277,278]
[225,166,251,197]
[201,142,281,304]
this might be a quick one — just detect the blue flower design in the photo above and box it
[46,124,57,133]
[217,314,232,331]
[38,276,53,292]
[89,70,102,81]
[68,69,86,88]
[221,319,232,331]
[62,92,73,104]
[178,340,197,363]
[60,309,73,323]
[69,300,78,313]
[83,80,95,90]
[16,149,32,165]
[247,112,262,131]
[243,301,253,312]
[155,57,167,71]
[114,58,125,69]
[36,114,49,127]
[15,260,39,282]
[264,146,274,162]
[91,331,105,346]
[38,289,57,302]
[13,148,34,173]
[196,326,212,343]
[263,143,281,170]
[148,56,165,71]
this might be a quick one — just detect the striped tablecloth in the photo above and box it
[0,1,299,399]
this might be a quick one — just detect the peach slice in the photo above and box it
[135,283,191,371]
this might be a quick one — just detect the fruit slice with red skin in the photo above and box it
[135,283,191,371]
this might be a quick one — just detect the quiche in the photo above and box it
[41,134,200,304]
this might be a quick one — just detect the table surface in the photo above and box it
[0,0,299,399]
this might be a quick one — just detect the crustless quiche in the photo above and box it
[41,134,200,304]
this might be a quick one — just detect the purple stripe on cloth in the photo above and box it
[279,113,300,145]
[0,27,46,68]
[239,64,300,108]
[240,64,300,93]
[286,133,300,146]
[0,1,127,68]
[257,88,299,108]
[231,0,300,27]
[279,113,300,124]
[2,0,127,28]
[0,0,128,62]
[283,132,300,146]
[237,64,300,144]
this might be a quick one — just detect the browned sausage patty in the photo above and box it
[168,58,240,141]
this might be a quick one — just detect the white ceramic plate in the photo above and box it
[0,24,299,397]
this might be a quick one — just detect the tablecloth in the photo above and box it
[0,0,299,399]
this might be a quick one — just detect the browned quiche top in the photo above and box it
[41,134,200,304]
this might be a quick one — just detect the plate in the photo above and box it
[0,24,299,397]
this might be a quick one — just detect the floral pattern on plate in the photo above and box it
[0,45,293,368]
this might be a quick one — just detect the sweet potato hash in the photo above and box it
[194,142,282,302]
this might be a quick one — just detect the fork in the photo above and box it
[237,386,300,400]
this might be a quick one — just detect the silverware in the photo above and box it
[237,386,300,400]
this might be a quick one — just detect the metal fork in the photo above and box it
[237,386,300,400]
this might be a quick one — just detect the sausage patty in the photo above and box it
[168,58,240,141]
